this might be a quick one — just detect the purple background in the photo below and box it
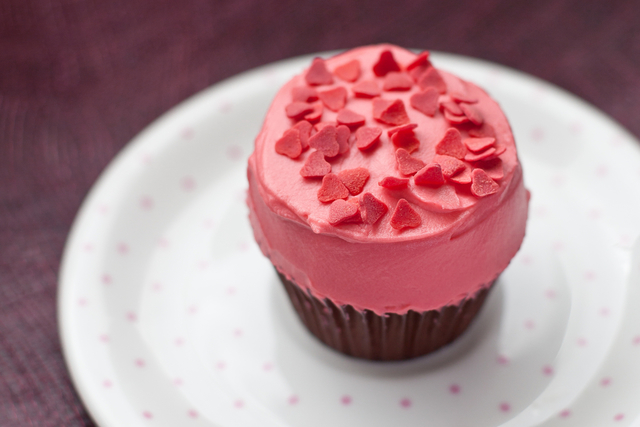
[2,0,639,425]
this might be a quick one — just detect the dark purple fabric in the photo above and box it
[1,0,639,425]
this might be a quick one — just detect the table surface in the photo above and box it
[2,0,640,425]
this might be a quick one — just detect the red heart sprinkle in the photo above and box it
[352,80,381,98]
[373,50,401,77]
[292,120,312,151]
[471,169,499,197]
[318,173,350,203]
[450,168,472,185]
[390,199,422,230]
[305,58,333,86]
[309,125,339,157]
[285,102,314,120]
[355,126,382,151]
[406,51,431,70]
[460,103,483,125]
[300,151,331,178]
[373,99,410,126]
[338,167,370,195]
[391,130,420,153]
[275,128,302,159]
[395,148,426,176]
[468,123,496,138]
[414,163,445,187]
[359,192,388,225]
[336,109,365,128]
[387,123,418,137]
[464,137,495,153]
[383,72,413,91]
[435,128,467,159]
[333,59,361,82]
[417,68,447,94]
[439,100,463,116]
[292,86,318,103]
[303,102,323,123]
[444,110,470,124]
[328,199,361,225]
[450,91,478,104]
[410,88,439,117]
[378,176,409,189]
[433,155,466,178]
[336,125,351,154]
[318,87,347,112]
[465,147,497,163]
[481,158,504,181]
[314,121,336,132]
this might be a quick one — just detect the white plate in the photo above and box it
[59,52,640,427]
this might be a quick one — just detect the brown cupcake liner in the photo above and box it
[278,271,493,361]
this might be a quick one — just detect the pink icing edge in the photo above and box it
[247,44,529,314]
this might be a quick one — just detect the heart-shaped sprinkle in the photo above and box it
[387,123,418,137]
[481,158,504,181]
[352,80,381,98]
[292,120,312,151]
[391,130,420,153]
[406,51,431,70]
[378,176,409,189]
[373,50,401,76]
[468,123,496,138]
[292,86,318,102]
[300,151,331,178]
[309,125,339,157]
[450,91,478,104]
[450,168,472,185]
[465,147,497,163]
[383,72,413,91]
[464,137,495,153]
[285,102,314,120]
[390,199,422,230]
[303,102,323,123]
[333,60,361,82]
[305,57,333,86]
[444,110,470,124]
[336,109,365,128]
[318,87,347,112]
[410,88,439,117]
[460,103,483,125]
[275,128,302,158]
[395,148,426,175]
[355,126,382,150]
[336,125,351,154]
[414,163,445,186]
[417,68,447,94]
[435,128,466,159]
[314,121,336,132]
[439,100,463,116]
[338,167,370,195]
[318,173,350,203]
[373,98,410,126]
[433,155,466,178]
[328,199,361,225]
[471,169,499,197]
[359,192,388,224]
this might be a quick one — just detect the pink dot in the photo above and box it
[545,289,557,299]
[596,165,609,177]
[187,409,198,419]
[83,243,94,252]
[614,413,625,421]
[175,337,185,346]
[142,411,153,419]
[552,240,565,251]
[577,337,588,347]
[588,209,601,220]
[600,308,610,317]
[103,380,113,388]
[533,206,547,216]
[174,378,183,386]
[226,287,237,295]
[632,335,640,345]
[234,329,243,337]
[99,334,109,343]
[158,238,170,248]
[600,377,612,387]
[449,384,461,395]
[181,128,194,139]
[524,319,535,329]
[140,196,154,210]
[102,274,113,285]
[181,176,196,192]
[263,362,273,371]
[203,218,214,228]
[151,282,162,292]
[141,154,153,165]
[288,395,299,405]
[341,395,352,405]
[499,402,511,412]
[78,298,88,307]
[117,242,129,254]
[126,312,137,322]
[559,409,571,418]
[531,127,544,141]
[216,361,226,370]
[521,255,533,265]
[584,270,596,280]
[239,241,249,252]
[220,101,233,113]
[551,174,566,186]
[227,145,243,161]
[187,305,198,315]
[135,358,145,368]
[98,204,109,214]
[400,398,412,408]
[497,355,510,365]
[570,122,582,134]
[234,399,244,408]
[197,260,209,270]
[542,365,554,376]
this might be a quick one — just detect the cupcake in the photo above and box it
[247,44,529,360]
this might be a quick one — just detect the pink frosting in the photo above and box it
[247,44,529,314]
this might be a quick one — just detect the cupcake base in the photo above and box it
[278,271,493,361]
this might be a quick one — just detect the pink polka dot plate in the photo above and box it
[58,52,640,427]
